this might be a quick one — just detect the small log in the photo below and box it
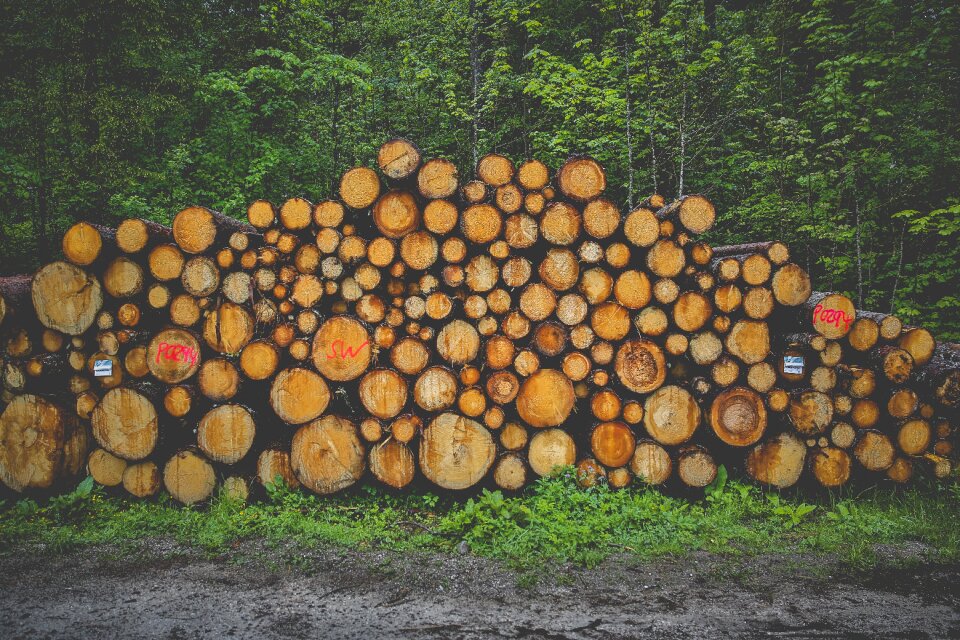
[257,448,299,489]
[116,219,173,254]
[359,368,408,419]
[370,440,416,489]
[493,454,528,491]
[122,461,161,498]
[811,447,851,488]
[788,390,833,436]
[91,387,158,461]
[556,156,605,201]
[590,421,636,468]
[853,430,896,471]
[417,158,459,199]
[477,153,515,187]
[677,446,717,488]
[373,190,420,238]
[147,328,201,384]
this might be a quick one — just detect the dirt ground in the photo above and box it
[0,540,958,639]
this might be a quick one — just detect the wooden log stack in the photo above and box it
[1,137,958,503]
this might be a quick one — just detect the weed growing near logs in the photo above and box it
[1,469,958,570]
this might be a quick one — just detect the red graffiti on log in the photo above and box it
[327,339,369,360]
[812,304,853,332]
[156,342,199,366]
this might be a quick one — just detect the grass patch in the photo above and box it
[2,469,959,570]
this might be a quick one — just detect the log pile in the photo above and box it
[1,137,958,503]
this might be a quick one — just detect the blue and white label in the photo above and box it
[93,359,113,377]
[783,356,804,375]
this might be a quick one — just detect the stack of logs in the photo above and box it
[1,138,958,505]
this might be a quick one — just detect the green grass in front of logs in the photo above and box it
[2,467,959,571]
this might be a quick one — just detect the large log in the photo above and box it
[32,262,104,335]
[292,415,365,495]
[0,395,87,491]
[419,413,495,489]
[91,387,158,461]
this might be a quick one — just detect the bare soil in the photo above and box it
[0,540,958,639]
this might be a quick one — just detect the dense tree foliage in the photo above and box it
[1,0,958,335]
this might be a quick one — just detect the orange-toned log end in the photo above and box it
[292,415,365,495]
[340,167,381,209]
[677,195,716,235]
[62,222,105,266]
[745,432,807,488]
[809,293,856,339]
[378,138,422,180]
[419,413,495,489]
[710,387,767,447]
[123,461,161,498]
[172,206,219,255]
[247,199,276,229]
[370,439,416,489]
[677,447,717,488]
[515,369,575,428]
[493,453,528,491]
[771,264,812,307]
[516,159,549,191]
[853,430,896,471]
[312,316,372,382]
[557,157,606,201]
[197,404,256,464]
[630,441,672,485]
[163,450,216,505]
[788,390,834,436]
[477,153,515,187]
[590,421,636,468]
[373,190,421,238]
[811,447,851,488]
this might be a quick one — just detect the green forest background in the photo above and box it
[1,0,958,336]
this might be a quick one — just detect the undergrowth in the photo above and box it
[2,468,959,571]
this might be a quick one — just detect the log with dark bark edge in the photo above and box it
[0,274,34,328]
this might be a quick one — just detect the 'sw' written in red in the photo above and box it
[326,339,369,360]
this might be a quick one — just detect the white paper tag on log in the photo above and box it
[93,359,113,377]
[783,356,804,375]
